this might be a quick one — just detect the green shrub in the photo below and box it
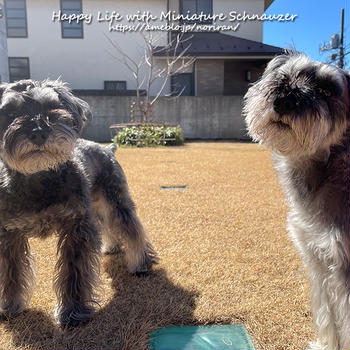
[113,125,184,147]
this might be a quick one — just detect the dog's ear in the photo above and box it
[1,80,36,107]
[0,80,36,113]
[43,80,92,134]
[0,84,6,103]
[344,71,350,98]
[8,80,35,92]
[344,71,350,118]
[0,82,28,114]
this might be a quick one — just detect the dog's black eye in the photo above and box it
[46,114,58,123]
[6,113,19,121]
[315,79,341,98]
[317,88,332,97]
[46,109,73,125]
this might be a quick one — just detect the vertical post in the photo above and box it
[338,8,344,69]
[166,0,170,45]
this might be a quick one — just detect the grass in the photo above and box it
[0,142,314,350]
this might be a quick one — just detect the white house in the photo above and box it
[0,0,9,82]
[3,0,282,97]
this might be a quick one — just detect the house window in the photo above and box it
[61,0,83,38]
[5,0,27,37]
[180,0,213,23]
[171,73,194,96]
[104,81,127,91]
[8,57,30,82]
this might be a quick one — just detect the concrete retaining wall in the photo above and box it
[79,95,248,142]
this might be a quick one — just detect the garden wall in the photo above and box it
[78,95,248,142]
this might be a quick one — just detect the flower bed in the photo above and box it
[112,124,184,147]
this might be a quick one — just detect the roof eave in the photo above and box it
[154,54,281,59]
[264,0,274,10]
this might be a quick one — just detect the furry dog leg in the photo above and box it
[0,231,34,317]
[88,144,159,276]
[53,213,100,327]
[97,184,158,275]
[116,204,158,275]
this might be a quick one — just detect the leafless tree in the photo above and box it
[106,32,196,123]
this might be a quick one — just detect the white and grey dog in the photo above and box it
[0,80,158,327]
[243,53,350,350]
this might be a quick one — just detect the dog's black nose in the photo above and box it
[29,128,49,146]
[273,95,297,115]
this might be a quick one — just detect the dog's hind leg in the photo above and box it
[95,162,158,275]
[104,191,158,275]
[92,190,122,255]
[116,201,158,275]
[0,230,34,317]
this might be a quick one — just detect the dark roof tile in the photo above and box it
[154,32,284,57]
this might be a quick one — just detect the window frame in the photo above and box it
[104,80,127,92]
[5,0,28,38]
[171,72,195,96]
[8,57,30,82]
[179,0,213,24]
[60,0,84,39]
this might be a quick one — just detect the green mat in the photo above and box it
[148,325,255,350]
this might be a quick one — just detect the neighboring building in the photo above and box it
[155,31,282,96]
[0,0,9,82]
[4,0,282,96]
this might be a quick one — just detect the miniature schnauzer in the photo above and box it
[0,79,158,327]
[243,53,349,350]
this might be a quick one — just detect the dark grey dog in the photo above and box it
[0,79,158,327]
[243,53,349,350]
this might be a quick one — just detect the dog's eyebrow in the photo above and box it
[296,66,317,81]
[47,108,70,115]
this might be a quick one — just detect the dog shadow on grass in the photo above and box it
[2,253,198,350]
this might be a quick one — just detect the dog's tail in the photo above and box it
[106,143,117,154]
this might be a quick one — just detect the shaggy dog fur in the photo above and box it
[0,79,158,327]
[243,53,350,350]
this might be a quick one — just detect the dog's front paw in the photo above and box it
[54,304,94,328]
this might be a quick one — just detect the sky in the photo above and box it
[263,0,350,70]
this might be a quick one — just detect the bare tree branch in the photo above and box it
[106,31,196,122]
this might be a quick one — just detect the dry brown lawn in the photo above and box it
[0,142,314,350]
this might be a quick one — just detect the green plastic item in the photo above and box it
[148,325,255,350]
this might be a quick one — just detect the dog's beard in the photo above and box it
[1,124,77,174]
